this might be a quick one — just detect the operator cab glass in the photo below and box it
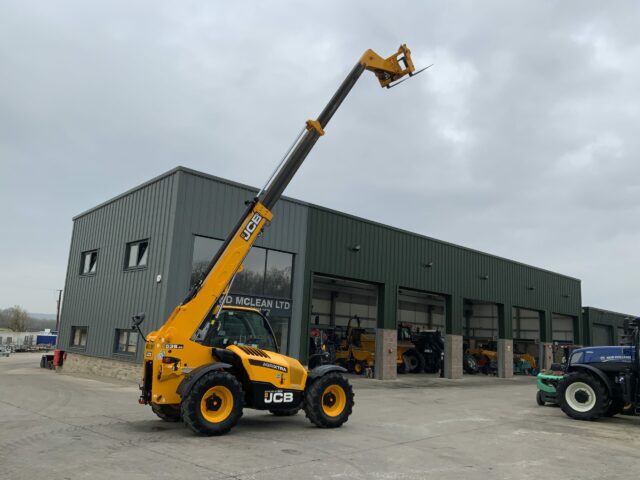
[569,351,583,365]
[204,309,278,352]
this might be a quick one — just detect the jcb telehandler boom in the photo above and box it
[136,45,421,435]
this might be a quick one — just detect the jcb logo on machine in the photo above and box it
[241,213,263,241]
[264,390,294,404]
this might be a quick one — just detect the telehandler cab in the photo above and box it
[135,45,423,435]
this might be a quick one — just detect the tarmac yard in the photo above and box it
[2,353,640,480]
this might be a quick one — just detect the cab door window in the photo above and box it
[205,310,277,352]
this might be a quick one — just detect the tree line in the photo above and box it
[0,306,57,332]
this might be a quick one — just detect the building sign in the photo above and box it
[224,294,292,317]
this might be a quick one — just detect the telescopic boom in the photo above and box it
[158,45,420,344]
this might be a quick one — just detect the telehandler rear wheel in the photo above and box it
[151,404,181,422]
[181,371,244,436]
[303,373,354,428]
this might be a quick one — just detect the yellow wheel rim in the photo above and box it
[321,384,347,417]
[354,363,363,374]
[200,386,233,423]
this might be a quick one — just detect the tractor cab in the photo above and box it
[568,346,635,373]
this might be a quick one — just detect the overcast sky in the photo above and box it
[1,1,639,315]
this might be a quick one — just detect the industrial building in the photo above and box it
[582,306,634,346]
[57,167,631,380]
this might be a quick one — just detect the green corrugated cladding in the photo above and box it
[300,206,582,359]
[582,306,637,345]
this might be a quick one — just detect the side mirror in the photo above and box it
[132,312,146,328]
[131,313,147,342]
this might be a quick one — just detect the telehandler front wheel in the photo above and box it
[303,373,354,428]
[181,371,244,436]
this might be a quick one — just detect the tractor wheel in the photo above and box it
[558,372,608,421]
[536,390,545,406]
[423,355,439,374]
[303,372,354,428]
[603,397,632,417]
[181,371,244,436]
[269,407,301,416]
[151,404,181,422]
[403,349,425,373]
[463,354,479,374]
[353,361,364,375]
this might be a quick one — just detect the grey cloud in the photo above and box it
[0,1,639,314]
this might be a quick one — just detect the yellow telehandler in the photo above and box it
[134,45,422,435]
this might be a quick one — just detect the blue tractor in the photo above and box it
[551,318,640,420]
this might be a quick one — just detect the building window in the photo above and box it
[125,240,149,269]
[190,235,293,299]
[70,326,88,348]
[114,329,138,355]
[80,250,98,275]
[234,247,267,295]
[264,250,293,298]
[191,236,224,286]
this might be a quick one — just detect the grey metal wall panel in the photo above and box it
[162,169,308,356]
[58,173,179,362]
[302,206,582,349]
[59,167,309,362]
[582,306,637,345]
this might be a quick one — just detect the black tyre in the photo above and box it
[423,355,440,374]
[181,371,244,436]
[463,354,479,374]
[397,362,407,374]
[536,390,545,406]
[558,372,608,421]
[303,372,354,428]
[604,397,626,417]
[151,404,181,422]
[403,349,425,374]
[40,356,46,368]
[269,407,301,416]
